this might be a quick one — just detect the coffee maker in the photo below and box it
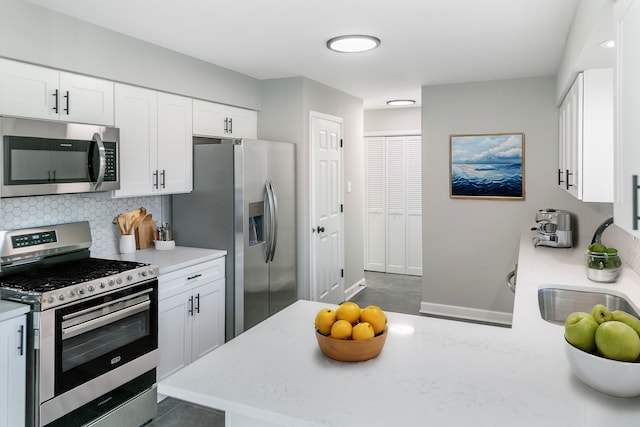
[531,209,573,248]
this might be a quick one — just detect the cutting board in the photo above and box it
[135,214,156,250]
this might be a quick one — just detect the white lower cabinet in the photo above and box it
[0,313,26,427]
[157,257,225,381]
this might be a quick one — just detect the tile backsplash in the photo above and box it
[0,194,162,256]
[603,224,640,277]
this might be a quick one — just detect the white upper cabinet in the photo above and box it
[114,84,192,197]
[193,99,257,139]
[614,0,640,237]
[0,58,114,126]
[558,68,613,202]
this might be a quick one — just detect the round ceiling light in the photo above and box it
[386,99,416,106]
[326,35,381,53]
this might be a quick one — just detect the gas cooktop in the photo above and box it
[0,222,158,309]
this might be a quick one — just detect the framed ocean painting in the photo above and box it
[449,133,525,200]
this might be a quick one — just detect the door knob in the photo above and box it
[317,226,325,233]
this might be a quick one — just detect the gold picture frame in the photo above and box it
[449,133,525,200]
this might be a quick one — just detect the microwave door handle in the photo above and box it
[91,132,106,190]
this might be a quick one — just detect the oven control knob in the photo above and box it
[87,285,95,292]
[108,279,115,286]
[78,288,85,295]
[141,270,148,277]
[58,294,65,301]
[116,278,123,285]
[48,296,55,304]
[100,282,106,289]
[127,274,133,281]
[68,290,76,298]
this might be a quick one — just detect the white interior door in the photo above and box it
[311,113,344,304]
[364,137,386,272]
[364,135,422,276]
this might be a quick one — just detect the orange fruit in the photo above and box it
[330,319,353,339]
[314,308,337,335]
[336,301,361,325]
[359,307,387,335]
[352,322,375,340]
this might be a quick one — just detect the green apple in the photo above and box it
[565,312,599,352]
[591,304,613,324]
[611,310,640,337]
[595,320,640,362]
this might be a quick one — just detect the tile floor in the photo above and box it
[145,270,422,427]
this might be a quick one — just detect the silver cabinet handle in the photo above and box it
[17,325,24,356]
[153,170,159,189]
[565,169,573,190]
[195,294,200,314]
[63,90,70,114]
[161,169,166,189]
[53,89,59,113]
[188,295,194,316]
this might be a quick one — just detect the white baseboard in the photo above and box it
[420,301,513,327]
[345,278,367,301]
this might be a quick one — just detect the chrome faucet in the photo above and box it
[591,216,614,244]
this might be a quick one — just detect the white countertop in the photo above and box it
[0,300,29,322]
[100,246,226,275]
[158,231,640,426]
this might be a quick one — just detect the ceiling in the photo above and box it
[23,0,584,110]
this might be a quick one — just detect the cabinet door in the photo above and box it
[0,315,26,427]
[59,72,114,125]
[193,99,228,137]
[563,74,583,199]
[157,93,192,194]
[614,0,640,237]
[225,105,257,139]
[0,58,58,121]
[191,278,225,360]
[405,136,422,276]
[114,84,158,197]
[158,292,192,381]
[193,99,257,139]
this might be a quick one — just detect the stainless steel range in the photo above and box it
[0,221,159,427]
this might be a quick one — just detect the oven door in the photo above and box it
[54,280,157,396]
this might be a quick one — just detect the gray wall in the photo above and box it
[260,77,364,301]
[421,76,612,320]
[364,108,421,134]
[0,0,261,110]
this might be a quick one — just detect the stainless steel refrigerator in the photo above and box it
[172,138,297,341]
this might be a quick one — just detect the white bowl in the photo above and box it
[565,339,640,397]
[153,240,175,251]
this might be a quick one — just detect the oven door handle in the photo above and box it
[61,300,150,340]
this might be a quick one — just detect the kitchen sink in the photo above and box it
[538,287,640,325]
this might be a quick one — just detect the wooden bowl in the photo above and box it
[316,329,387,362]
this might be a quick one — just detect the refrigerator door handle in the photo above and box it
[264,181,273,263]
[269,180,279,261]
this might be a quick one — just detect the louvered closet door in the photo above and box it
[364,137,386,272]
[405,136,423,275]
[385,137,407,274]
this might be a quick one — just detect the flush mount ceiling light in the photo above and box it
[386,99,416,106]
[326,35,381,53]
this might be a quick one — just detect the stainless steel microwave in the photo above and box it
[0,117,119,197]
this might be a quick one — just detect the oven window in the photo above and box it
[61,309,149,372]
[55,282,158,395]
